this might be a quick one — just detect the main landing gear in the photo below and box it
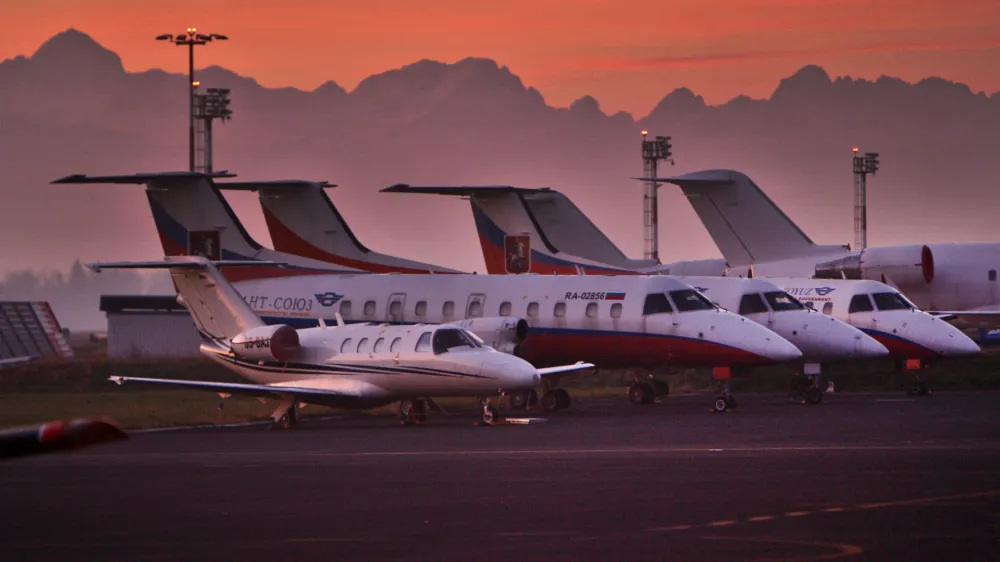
[789,375,824,405]
[399,398,430,425]
[270,399,298,430]
[627,374,669,405]
[509,389,538,411]
[540,379,571,412]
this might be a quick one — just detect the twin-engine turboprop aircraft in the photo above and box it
[89,257,593,427]
[56,171,803,413]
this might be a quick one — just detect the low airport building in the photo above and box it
[99,295,200,358]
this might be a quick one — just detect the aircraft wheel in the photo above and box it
[805,387,823,405]
[272,410,295,430]
[554,389,571,410]
[628,383,654,405]
[509,391,529,410]
[712,396,729,413]
[481,404,499,425]
[541,392,560,412]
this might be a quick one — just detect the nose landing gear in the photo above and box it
[399,398,431,425]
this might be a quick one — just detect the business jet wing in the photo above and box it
[0,356,38,369]
[927,311,1000,330]
[537,362,595,377]
[108,376,367,402]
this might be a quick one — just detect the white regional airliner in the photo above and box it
[770,277,980,394]
[89,257,593,427]
[399,182,980,385]
[56,171,803,413]
[645,170,1000,328]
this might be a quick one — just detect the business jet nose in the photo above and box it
[486,355,540,390]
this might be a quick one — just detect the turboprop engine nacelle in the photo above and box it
[230,324,301,362]
[816,245,934,285]
[448,317,529,355]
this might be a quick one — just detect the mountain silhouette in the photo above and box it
[2,29,999,328]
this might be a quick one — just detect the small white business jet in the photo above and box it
[89,257,593,427]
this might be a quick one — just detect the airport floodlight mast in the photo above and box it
[193,87,232,173]
[852,147,880,250]
[155,28,228,172]
[641,130,673,262]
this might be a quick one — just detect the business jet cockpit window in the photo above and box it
[432,329,482,355]
[764,291,805,311]
[642,293,673,315]
[872,292,914,311]
[669,290,716,312]
[415,332,432,352]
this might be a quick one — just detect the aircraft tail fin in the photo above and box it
[87,257,275,341]
[381,185,631,275]
[218,181,460,273]
[642,170,842,265]
[52,172,265,261]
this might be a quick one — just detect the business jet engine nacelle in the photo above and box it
[815,245,934,285]
[448,317,529,355]
[230,324,301,362]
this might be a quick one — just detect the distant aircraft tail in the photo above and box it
[87,257,268,341]
[52,172,362,281]
[217,180,462,274]
[381,185,632,275]
[644,170,847,266]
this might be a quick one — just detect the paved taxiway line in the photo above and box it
[646,489,1000,534]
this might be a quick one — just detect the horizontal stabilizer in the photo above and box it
[108,376,360,400]
[217,180,336,191]
[536,361,595,377]
[87,259,286,272]
[52,171,236,184]
[381,184,551,195]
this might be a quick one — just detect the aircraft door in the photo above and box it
[465,294,486,319]
[387,293,406,323]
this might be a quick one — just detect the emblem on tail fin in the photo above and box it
[314,292,345,307]
[504,235,531,274]
[188,230,221,260]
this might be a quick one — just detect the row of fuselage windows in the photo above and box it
[339,329,483,356]
[335,289,717,321]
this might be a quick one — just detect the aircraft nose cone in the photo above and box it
[937,324,981,356]
[858,333,891,358]
[490,356,540,390]
[766,334,803,362]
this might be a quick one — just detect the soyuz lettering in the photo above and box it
[243,295,313,312]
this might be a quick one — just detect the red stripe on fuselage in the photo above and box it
[867,333,938,359]
[518,332,772,368]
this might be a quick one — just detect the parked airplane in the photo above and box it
[379,184,726,276]
[89,257,593,426]
[56,171,801,412]
[643,170,1000,328]
[216,180,464,274]
[770,277,980,395]
[233,272,802,411]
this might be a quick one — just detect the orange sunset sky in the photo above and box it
[3,0,1000,115]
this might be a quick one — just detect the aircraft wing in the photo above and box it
[108,376,364,401]
[928,311,1000,330]
[0,356,38,369]
[536,362,595,377]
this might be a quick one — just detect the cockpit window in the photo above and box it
[764,291,805,311]
[669,289,716,312]
[642,293,673,315]
[415,332,432,352]
[738,293,769,314]
[848,294,874,313]
[431,328,481,355]
[872,292,913,311]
